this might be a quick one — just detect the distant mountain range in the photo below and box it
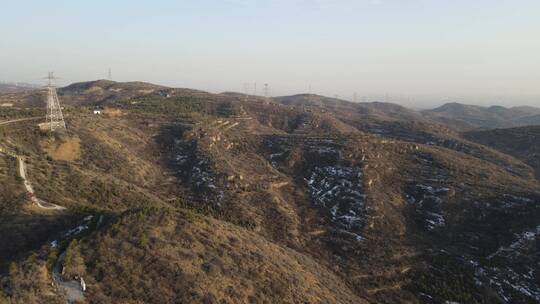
[422,102,540,130]
[0,82,40,94]
[3,80,540,131]
[272,94,540,130]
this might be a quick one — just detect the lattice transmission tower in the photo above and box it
[263,83,270,104]
[45,72,66,131]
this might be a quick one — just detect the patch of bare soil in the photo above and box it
[102,107,123,118]
[41,136,81,162]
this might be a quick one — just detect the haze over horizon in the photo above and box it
[1,0,539,108]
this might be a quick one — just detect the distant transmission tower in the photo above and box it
[263,83,268,97]
[108,68,112,80]
[45,72,66,131]
[243,83,251,102]
[263,83,270,104]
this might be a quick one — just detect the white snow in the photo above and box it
[306,165,367,239]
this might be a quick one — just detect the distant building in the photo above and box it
[93,110,101,115]
[1,103,13,107]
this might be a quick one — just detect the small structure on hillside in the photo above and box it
[80,277,86,292]
[93,110,102,115]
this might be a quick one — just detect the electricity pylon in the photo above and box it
[45,72,66,131]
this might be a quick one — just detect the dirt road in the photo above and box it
[0,116,42,126]
[17,156,66,210]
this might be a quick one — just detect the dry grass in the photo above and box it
[41,136,81,162]
[1,92,540,304]
[83,209,366,304]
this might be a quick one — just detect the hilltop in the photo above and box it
[58,80,167,106]
[274,94,425,122]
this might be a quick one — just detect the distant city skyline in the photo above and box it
[1,0,539,108]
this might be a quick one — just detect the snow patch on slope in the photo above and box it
[306,165,367,240]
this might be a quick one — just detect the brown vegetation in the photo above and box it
[1,81,540,304]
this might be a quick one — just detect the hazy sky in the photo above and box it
[1,0,539,107]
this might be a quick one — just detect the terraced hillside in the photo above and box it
[1,81,539,304]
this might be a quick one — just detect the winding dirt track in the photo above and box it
[0,116,65,210]
[17,156,66,210]
[0,116,43,125]
[2,116,85,302]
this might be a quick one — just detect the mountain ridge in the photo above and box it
[1,80,540,303]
